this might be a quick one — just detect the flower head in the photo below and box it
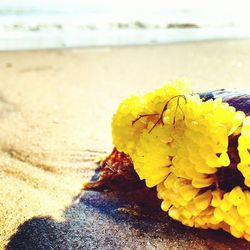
[112,80,250,241]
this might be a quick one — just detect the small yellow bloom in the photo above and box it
[228,186,245,206]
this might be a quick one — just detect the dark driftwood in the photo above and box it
[199,89,250,116]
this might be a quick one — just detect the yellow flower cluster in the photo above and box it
[238,117,250,187]
[112,80,250,241]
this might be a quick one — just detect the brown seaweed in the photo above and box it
[84,148,145,191]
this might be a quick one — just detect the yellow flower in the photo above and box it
[112,80,250,241]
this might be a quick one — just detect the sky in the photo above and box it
[0,0,250,24]
[0,0,247,11]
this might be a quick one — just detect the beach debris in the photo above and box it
[85,80,250,241]
[167,23,199,29]
[84,148,144,191]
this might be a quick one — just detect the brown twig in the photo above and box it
[131,95,187,133]
[131,113,159,126]
[149,95,187,132]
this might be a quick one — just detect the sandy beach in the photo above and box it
[1,39,250,249]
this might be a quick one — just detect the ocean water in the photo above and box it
[1,0,250,50]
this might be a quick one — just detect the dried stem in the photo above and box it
[131,95,187,133]
[131,113,159,126]
[149,95,187,132]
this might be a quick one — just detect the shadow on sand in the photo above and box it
[7,184,250,250]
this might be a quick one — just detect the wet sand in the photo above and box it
[1,40,250,249]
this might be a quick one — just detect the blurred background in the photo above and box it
[1,0,250,50]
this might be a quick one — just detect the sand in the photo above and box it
[1,39,250,249]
